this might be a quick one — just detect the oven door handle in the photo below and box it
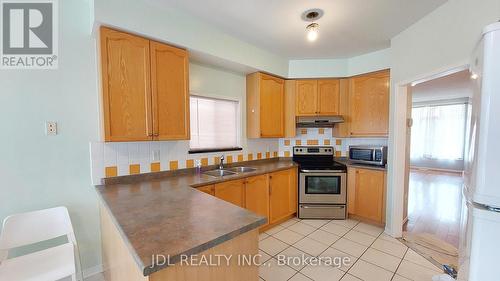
[300,169,345,173]
[300,205,345,209]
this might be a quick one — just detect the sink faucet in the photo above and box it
[219,155,225,170]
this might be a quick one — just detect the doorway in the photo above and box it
[402,70,472,268]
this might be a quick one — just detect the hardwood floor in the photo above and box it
[403,169,463,248]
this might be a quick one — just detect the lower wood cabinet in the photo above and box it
[245,175,270,226]
[214,179,245,208]
[269,168,297,224]
[347,167,386,224]
[197,184,215,196]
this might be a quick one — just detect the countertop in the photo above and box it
[334,157,387,171]
[95,158,297,276]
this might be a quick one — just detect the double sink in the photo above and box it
[203,166,257,177]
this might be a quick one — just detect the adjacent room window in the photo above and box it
[410,103,467,161]
[189,96,241,153]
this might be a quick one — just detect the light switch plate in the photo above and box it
[46,121,57,136]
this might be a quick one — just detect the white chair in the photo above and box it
[0,206,83,281]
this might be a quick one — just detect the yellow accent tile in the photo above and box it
[284,151,291,157]
[186,159,194,168]
[324,139,331,145]
[105,166,117,177]
[247,153,254,161]
[284,139,291,146]
[238,154,244,162]
[213,157,220,165]
[336,139,342,145]
[201,158,208,166]
[295,140,302,145]
[227,155,233,164]
[151,162,161,172]
[169,161,178,170]
[336,151,342,157]
[129,164,140,175]
[257,152,262,159]
[273,151,278,158]
[307,139,319,145]
[300,128,308,135]
[318,128,325,134]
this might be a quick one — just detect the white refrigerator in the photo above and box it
[457,22,500,281]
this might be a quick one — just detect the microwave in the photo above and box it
[349,146,387,166]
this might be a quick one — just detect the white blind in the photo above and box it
[190,96,239,150]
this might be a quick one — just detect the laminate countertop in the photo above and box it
[334,157,387,171]
[95,158,297,276]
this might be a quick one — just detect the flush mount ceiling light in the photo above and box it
[302,9,324,42]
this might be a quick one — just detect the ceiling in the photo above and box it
[412,70,472,103]
[151,0,447,59]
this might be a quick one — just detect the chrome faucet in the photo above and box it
[219,155,225,170]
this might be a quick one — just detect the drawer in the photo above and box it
[298,204,346,219]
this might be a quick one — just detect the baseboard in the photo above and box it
[410,166,463,175]
[82,264,103,279]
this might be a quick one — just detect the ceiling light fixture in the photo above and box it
[301,9,324,42]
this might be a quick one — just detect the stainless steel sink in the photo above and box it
[227,167,257,173]
[203,169,237,177]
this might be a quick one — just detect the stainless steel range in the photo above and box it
[293,146,347,220]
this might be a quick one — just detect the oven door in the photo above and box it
[299,171,346,204]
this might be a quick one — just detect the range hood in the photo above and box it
[296,116,345,128]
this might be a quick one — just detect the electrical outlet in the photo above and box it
[46,121,57,136]
[152,150,160,162]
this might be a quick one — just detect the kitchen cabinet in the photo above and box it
[295,79,340,116]
[349,70,390,137]
[247,72,285,138]
[214,179,245,208]
[197,184,215,196]
[347,167,386,224]
[100,27,189,142]
[245,175,270,226]
[332,79,350,137]
[269,168,297,224]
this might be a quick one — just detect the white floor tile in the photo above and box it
[273,228,305,245]
[396,260,441,281]
[288,222,317,236]
[352,223,384,237]
[344,230,377,246]
[276,246,312,271]
[329,219,359,229]
[265,225,285,235]
[300,264,345,281]
[360,248,401,272]
[259,249,272,263]
[332,238,368,258]
[340,273,362,281]
[403,249,440,271]
[307,229,341,246]
[320,221,351,236]
[392,274,411,281]
[378,233,402,245]
[300,219,330,228]
[259,258,297,281]
[289,272,314,281]
[294,237,329,256]
[319,247,357,272]
[280,219,299,228]
[348,260,393,281]
[259,232,270,241]
[260,236,289,256]
[370,238,408,258]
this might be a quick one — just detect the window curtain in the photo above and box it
[410,103,466,161]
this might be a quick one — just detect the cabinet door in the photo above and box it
[296,80,318,116]
[150,41,190,140]
[100,27,152,141]
[215,179,245,207]
[354,169,386,223]
[318,79,340,115]
[245,175,269,224]
[350,71,390,136]
[197,185,215,196]
[260,74,284,137]
[269,168,296,223]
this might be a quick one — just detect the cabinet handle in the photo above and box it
[269,186,272,195]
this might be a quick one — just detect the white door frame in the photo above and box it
[386,62,470,238]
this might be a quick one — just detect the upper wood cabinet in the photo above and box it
[347,167,386,224]
[295,79,340,116]
[349,70,390,137]
[245,175,270,226]
[247,72,285,138]
[269,168,297,224]
[100,27,189,142]
[214,179,245,208]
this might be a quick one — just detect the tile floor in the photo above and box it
[259,218,442,281]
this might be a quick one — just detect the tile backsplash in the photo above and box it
[278,128,388,158]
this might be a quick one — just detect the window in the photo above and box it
[189,96,241,153]
[410,103,467,161]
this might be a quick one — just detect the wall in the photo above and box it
[90,63,279,183]
[0,0,103,275]
[386,0,500,234]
